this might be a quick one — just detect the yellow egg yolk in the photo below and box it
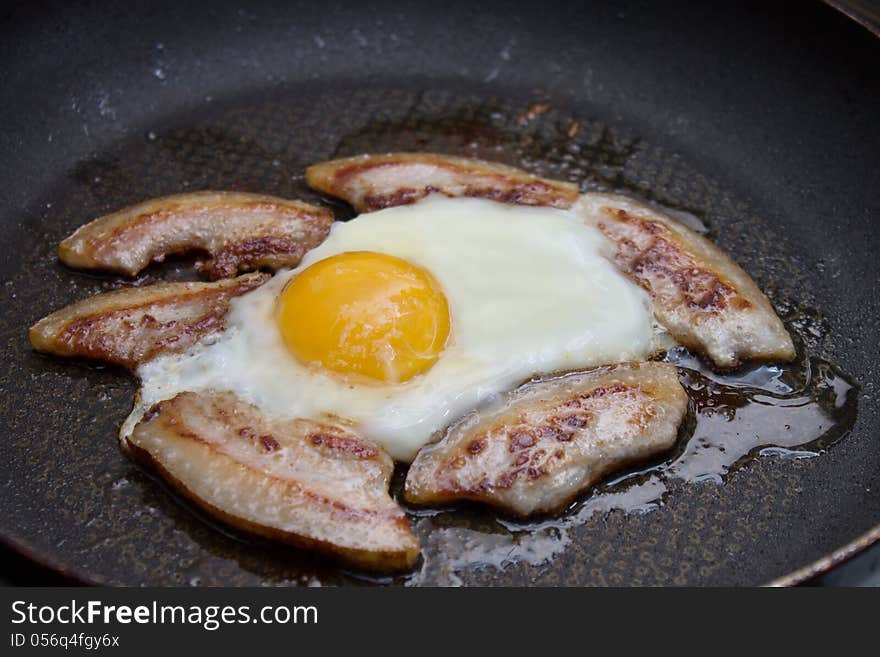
[276,251,451,384]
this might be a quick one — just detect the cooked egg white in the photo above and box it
[126,195,656,462]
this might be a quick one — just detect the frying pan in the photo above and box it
[1,0,877,586]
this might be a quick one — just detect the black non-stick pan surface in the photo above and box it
[1,0,878,586]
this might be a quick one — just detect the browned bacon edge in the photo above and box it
[404,362,688,517]
[126,390,420,572]
[59,191,334,279]
[305,152,580,211]
[29,273,268,368]
[576,193,796,369]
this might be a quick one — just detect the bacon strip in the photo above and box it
[575,194,796,369]
[59,191,333,279]
[306,153,579,212]
[404,362,687,517]
[127,390,420,572]
[29,273,268,368]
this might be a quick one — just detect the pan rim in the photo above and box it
[4,513,878,587]
[3,0,877,589]
[765,523,880,587]
[825,0,880,37]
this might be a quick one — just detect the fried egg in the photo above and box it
[128,195,656,461]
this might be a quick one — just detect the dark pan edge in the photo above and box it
[825,0,880,37]
[765,1,880,588]
[766,523,880,587]
[1,533,101,586]
[4,514,879,587]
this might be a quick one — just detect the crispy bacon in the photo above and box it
[127,390,420,572]
[404,362,687,517]
[29,273,268,368]
[58,191,333,279]
[305,153,579,211]
[576,194,796,369]
[27,153,801,571]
